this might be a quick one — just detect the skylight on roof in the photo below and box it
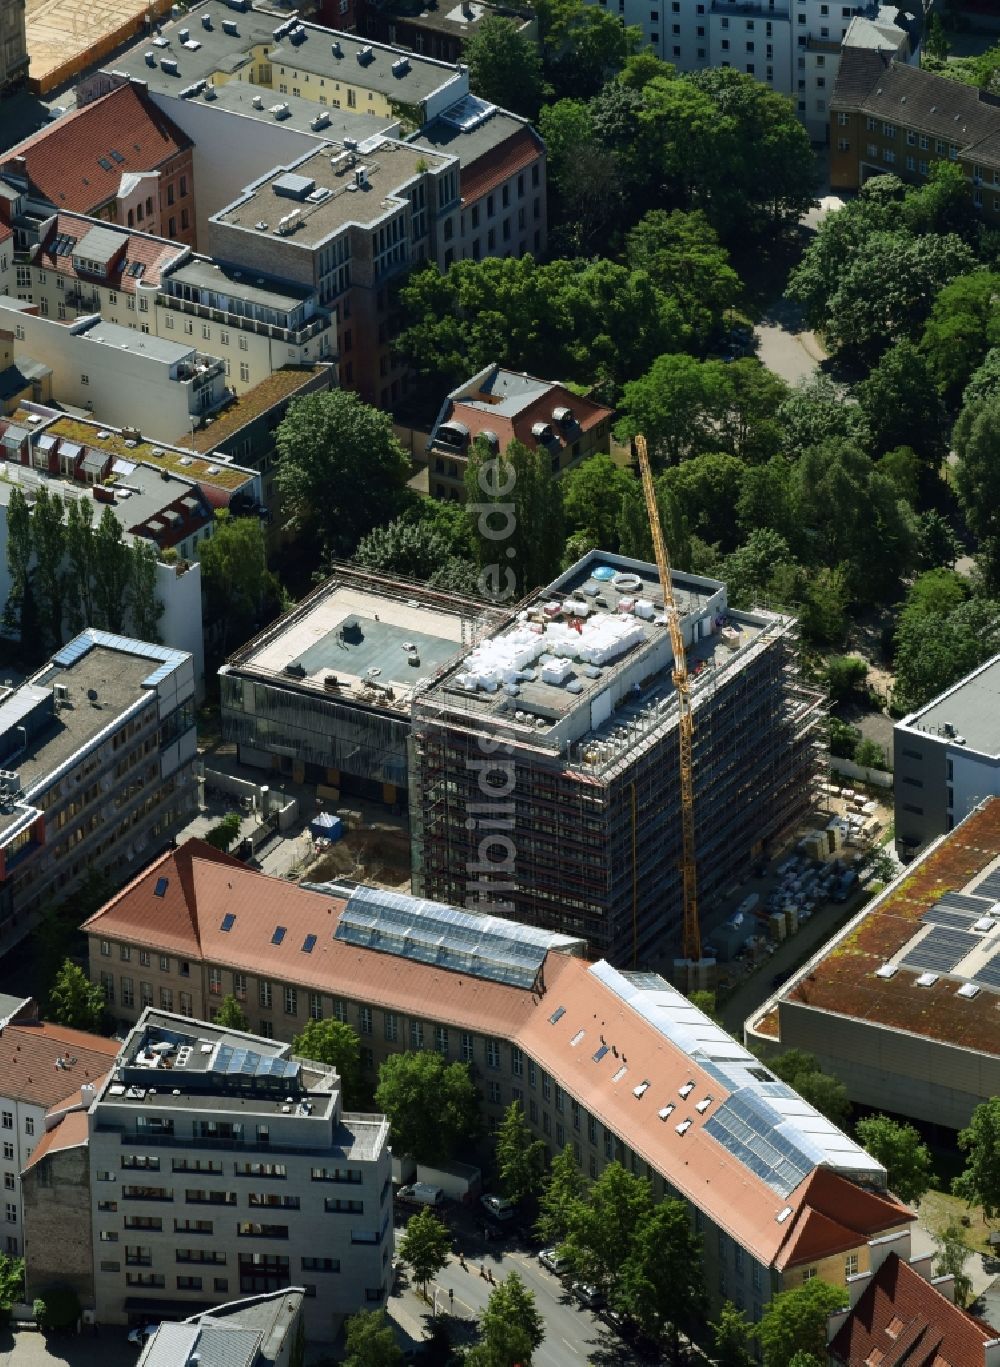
[110,149,125,164]
[220,913,236,932]
[549,1006,566,1025]
[679,1081,694,1098]
[633,1080,650,1099]
[154,877,168,898]
[570,1029,585,1047]
[658,1104,675,1121]
[915,972,938,988]
[593,1043,609,1063]
[272,926,287,945]
[612,1064,628,1083]
[696,1097,713,1114]
[775,1206,793,1223]
[98,157,113,171]
[302,934,317,954]
[676,1119,692,1136]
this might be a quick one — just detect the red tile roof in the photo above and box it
[0,1020,119,1109]
[84,843,913,1271]
[435,374,612,460]
[829,1252,996,1366]
[3,84,192,215]
[460,126,542,204]
[31,213,183,295]
[22,1110,90,1172]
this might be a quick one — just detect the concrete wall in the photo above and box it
[776,998,1000,1131]
[0,305,209,437]
[156,558,204,697]
[23,1141,94,1309]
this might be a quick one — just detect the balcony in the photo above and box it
[711,0,790,15]
[157,294,331,346]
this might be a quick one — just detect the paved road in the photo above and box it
[755,298,827,389]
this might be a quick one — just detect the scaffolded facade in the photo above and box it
[409,554,823,968]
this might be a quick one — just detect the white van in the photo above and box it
[397,1181,445,1208]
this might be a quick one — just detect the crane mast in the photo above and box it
[635,434,701,966]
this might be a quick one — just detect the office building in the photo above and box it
[410,550,823,965]
[219,565,499,804]
[135,1289,306,1367]
[0,629,197,957]
[0,0,28,94]
[22,1008,391,1337]
[421,364,614,501]
[0,999,118,1257]
[746,798,1000,1132]
[832,49,1000,232]
[83,843,913,1320]
[893,651,1000,858]
[1,84,196,243]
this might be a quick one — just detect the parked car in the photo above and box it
[573,1282,606,1310]
[480,1192,516,1222]
[538,1247,567,1274]
[128,1325,159,1345]
[397,1182,445,1208]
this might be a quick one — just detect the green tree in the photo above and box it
[495,1101,546,1205]
[292,1018,362,1109]
[855,341,947,465]
[925,12,948,62]
[625,208,741,343]
[660,452,747,552]
[63,496,96,636]
[467,1272,545,1367]
[954,1096,1000,1219]
[615,1200,705,1352]
[722,530,797,610]
[538,99,618,256]
[757,1279,847,1367]
[354,516,462,586]
[933,1221,973,1307]
[130,537,163,644]
[768,1051,850,1127]
[375,1051,479,1162]
[465,16,545,119]
[824,656,868,704]
[398,1206,452,1298]
[343,1309,403,1367]
[893,596,1000,713]
[921,271,1000,402]
[213,994,250,1031]
[540,0,641,100]
[2,485,31,641]
[465,438,564,596]
[955,397,1000,585]
[0,1252,24,1325]
[48,960,105,1032]
[562,1161,653,1297]
[275,390,410,563]
[199,512,275,654]
[33,1287,80,1333]
[711,1301,755,1367]
[688,989,719,1022]
[561,454,636,551]
[777,374,869,457]
[92,506,132,633]
[855,738,887,770]
[617,353,733,464]
[855,1114,934,1205]
[204,810,242,853]
[535,1144,587,1247]
[30,486,65,652]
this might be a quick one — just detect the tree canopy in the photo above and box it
[767,1051,851,1127]
[374,1051,479,1162]
[465,16,545,119]
[397,1206,452,1296]
[757,1279,847,1367]
[48,960,105,1033]
[855,1115,935,1205]
[954,1096,1000,1219]
[292,1019,362,1110]
[213,994,249,1032]
[495,1101,547,1205]
[343,1309,403,1367]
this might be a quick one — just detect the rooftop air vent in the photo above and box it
[957,982,980,999]
[915,972,938,988]
[875,963,898,979]
[358,44,374,64]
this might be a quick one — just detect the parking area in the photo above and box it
[0,1328,137,1367]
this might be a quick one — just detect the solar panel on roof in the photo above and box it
[98,157,113,171]
[922,906,979,932]
[936,891,994,914]
[973,871,1000,902]
[110,149,125,164]
[899,926,978,976]
[973,950,1000,990]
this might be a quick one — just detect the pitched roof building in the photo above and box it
[830,49,1000,225]
[422,363,613,500]
[83,842,913,1318]
[829,1249,1000,1366]
[746,798,1000,1132]
[1,85,196,245]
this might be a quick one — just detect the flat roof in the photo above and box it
[182,365,330,452]
[898,651,1000,757]
[25,0,169,92]
[226,567,487,712]
[214,140,448,246]
[754,799,1000,1056]
[165,255,315,312]
[411,100,532,169]
[189,77,396,144]
[79,319,194,365]
[104,4,463,105]
[10,647,156,796]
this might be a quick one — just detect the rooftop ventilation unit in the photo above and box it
[179,26,189,41]
[875,963,898,979]
[270,102,291,120]
[252,93,264,109]
[160,57,179,74]
[957,982,981,999]
[222,19,239,36]
[202,12,212,27]
[144,50,157,65]
[392,56,410,75]
[915,972,939,988]
[553,405,573,423]
[355,165,369,188]
[289,24,306,44]
[331,40,342,56]
[203,84,216,99]
[311,111,331,131]
[358,45,374,64]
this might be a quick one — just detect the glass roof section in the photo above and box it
[335,886,580,988]
[704,1092,815,1199]
[212,1045,299,1082]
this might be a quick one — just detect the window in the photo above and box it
[360,1006,373,1036]
[284,986,297,1016]
[920,134,929,150]
[240,362,250,384]
[5,1205,16,1224]
[837,139,850,153]
[141,982,153,1008]
[461,1032,473,1062]
[139,949,150,967]
[882,122,895,138]
[906,155,915,172]
[410,1020,424,1049]
[2,1144,12,1161]
[122,978,134,1008]
[310,993,323,1022]
[233,972,247,1001]
[883,149,895,165]
[906,130,916,146]
[511,1046,523,1077]
[259,981,272,1009]
[160,956,169,973]
[486,1039,501,1069]
[434,1025,448,1056]
[919,160,929,176]
[209,967,222,996]
[488,1081,502,1105]
[3,1175,13,1191]
[846,1253,859,1276]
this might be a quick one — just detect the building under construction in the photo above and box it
[409,551,823,967]
[220,566,500,807]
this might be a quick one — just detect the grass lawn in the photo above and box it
[919,1187,993,1255]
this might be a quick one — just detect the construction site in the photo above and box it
[409,548,826,971]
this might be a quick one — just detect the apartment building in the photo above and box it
[422,364,613,501]
[354,0,536,65]
[219,565,499,804]
[0,629,197,957]
[0,999,118,1257]
[1,84,196,245]
[602,0,916,143]
[831,44,1000,226]
[411,550,823,965]
[83,844,914,1321]
[0,299,230,435]
[22,1008,391,1337]
[0,0,28,94]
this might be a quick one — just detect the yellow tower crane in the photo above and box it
[635,434,702,970]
